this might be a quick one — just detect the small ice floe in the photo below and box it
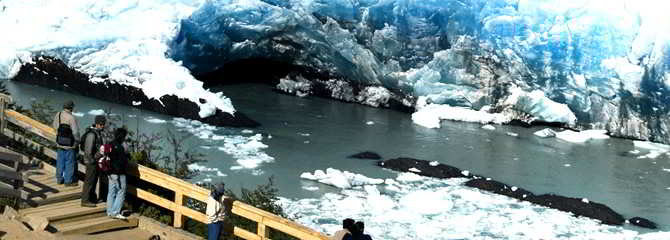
[429,161,439,166]
[242,129,254,134]
[88,109,105,115]
[216,171,227,177]
[304,140,310,144]
[486,178,492,181]
[461,170,470,176]
[202,178,212,182]
[481,124,495,130]
[506,132,519,137]
[445,137,449,141]
[534,128,556,138]
[662,169,670,173]
[72,112,85,117]
[511,186,518,192]
[555,130,609,143]
[408,167,421,173]
[513,157,520,161]
[366,121,375,125]
[302,186,319,191]
[200,146,211,150]
[211,135,226,141]
[299,133,311,137]
[629,150,641,154]
[564,164,571,167]
[128,114,136,118]
[300,168,384,189]
[268,134,273,139]
[144,117,166,124]
[582,198,589,204]
[132,101,141,106]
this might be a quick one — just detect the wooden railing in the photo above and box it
[0,149,26,200]
[0,98,329,240]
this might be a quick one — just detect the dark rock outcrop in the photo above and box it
[465,179,535,201]
[529,194,625,226]
[11,56,259,128]
[628,217,657,229]
[348,151,382,160]
[378,157,467,179]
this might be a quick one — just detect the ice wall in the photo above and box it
[171,0,670,142]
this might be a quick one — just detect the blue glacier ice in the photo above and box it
[1,0,669,142]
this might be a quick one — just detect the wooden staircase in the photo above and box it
[17,165,140,236]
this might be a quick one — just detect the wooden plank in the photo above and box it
[234,227,262,240]
[127,186,208,223]
[0,187,22,198]
[174,192,184,228]
[0,151,21,163]
[56,216,139,235]
[2,128,86,174]
[0,168,20,180]
[5,110,56,141]
[258,219,267,239]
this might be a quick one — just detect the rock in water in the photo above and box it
[378,157,467,179]
[348,151,382,160]
[628,217,657,229]
[529,194,625,226]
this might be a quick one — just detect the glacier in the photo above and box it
[1,0,670,142]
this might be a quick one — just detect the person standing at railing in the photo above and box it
[52,100,80,186]
[106,127,129,220]
[80,115,108,207]
[206,183,227,240]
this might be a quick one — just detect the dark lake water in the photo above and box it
[5,80,670,231]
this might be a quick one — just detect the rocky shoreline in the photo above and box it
[11,56,259,128]
[377,156,658,229]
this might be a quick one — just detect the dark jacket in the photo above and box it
[108,139,129,175]
[81,126,105,164]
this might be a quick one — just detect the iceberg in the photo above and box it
[1,0,669,142]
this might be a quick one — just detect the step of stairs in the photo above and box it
[53,214,139,235]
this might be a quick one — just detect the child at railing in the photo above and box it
[206,183,227,240]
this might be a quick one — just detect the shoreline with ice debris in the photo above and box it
[11,56,259,128]
[375,157,657,229]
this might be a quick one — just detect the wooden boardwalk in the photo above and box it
[12,161,144,237]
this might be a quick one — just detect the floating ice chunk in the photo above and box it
[412,101,510,128]
[299,133,311,137]
[187,163,217,172]
[366,121,375,125]
[396,172,425,182]
[511,186,518,192]
[564,164,572,167]
[300,168,384,189]
[662,169,670,172]
[132,101,141,106]
[144,117,166,124]
[302,186,319,191]
[242,129,254,134]
[629,150,641,154]
[506,132,519,137]
[634,141,670,152]
[555,130,609,143]
[534,128,556,138]
[461,170,470,176]
[429,161,439,166]
[408,168,421,173]
[72,112,85,117]
[202,178,212,182]
[481,125,495,130]
[88,109,105,115]
[582,198,589,203]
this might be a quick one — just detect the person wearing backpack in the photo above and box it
[51,100,80,186]
[80,115,108,207]
[106,128,129,219]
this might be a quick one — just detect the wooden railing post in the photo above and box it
[0,93,11,135]
[174,191,184,228]
[258,217,268,239]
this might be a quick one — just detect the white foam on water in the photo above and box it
[281,170,668,240]
[144,117,166,124]
[88,109,105,115]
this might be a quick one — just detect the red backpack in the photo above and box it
[97,144,113,172]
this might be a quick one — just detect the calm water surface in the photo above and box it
[6,80,670,231]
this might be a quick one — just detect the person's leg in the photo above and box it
[63,149,75,184]
[107,174,119,216]
[56,150,65,184]
[109,175,126,216]
[98,172,108,203]
[81,162,96,204]
[207,221,222,240]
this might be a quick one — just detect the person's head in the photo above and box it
[211,182,225,199]
[94,115,106,129]
[343,218,355,231]
[113,127,128,142]
[63,100,74,111]
[355,221,365,234]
